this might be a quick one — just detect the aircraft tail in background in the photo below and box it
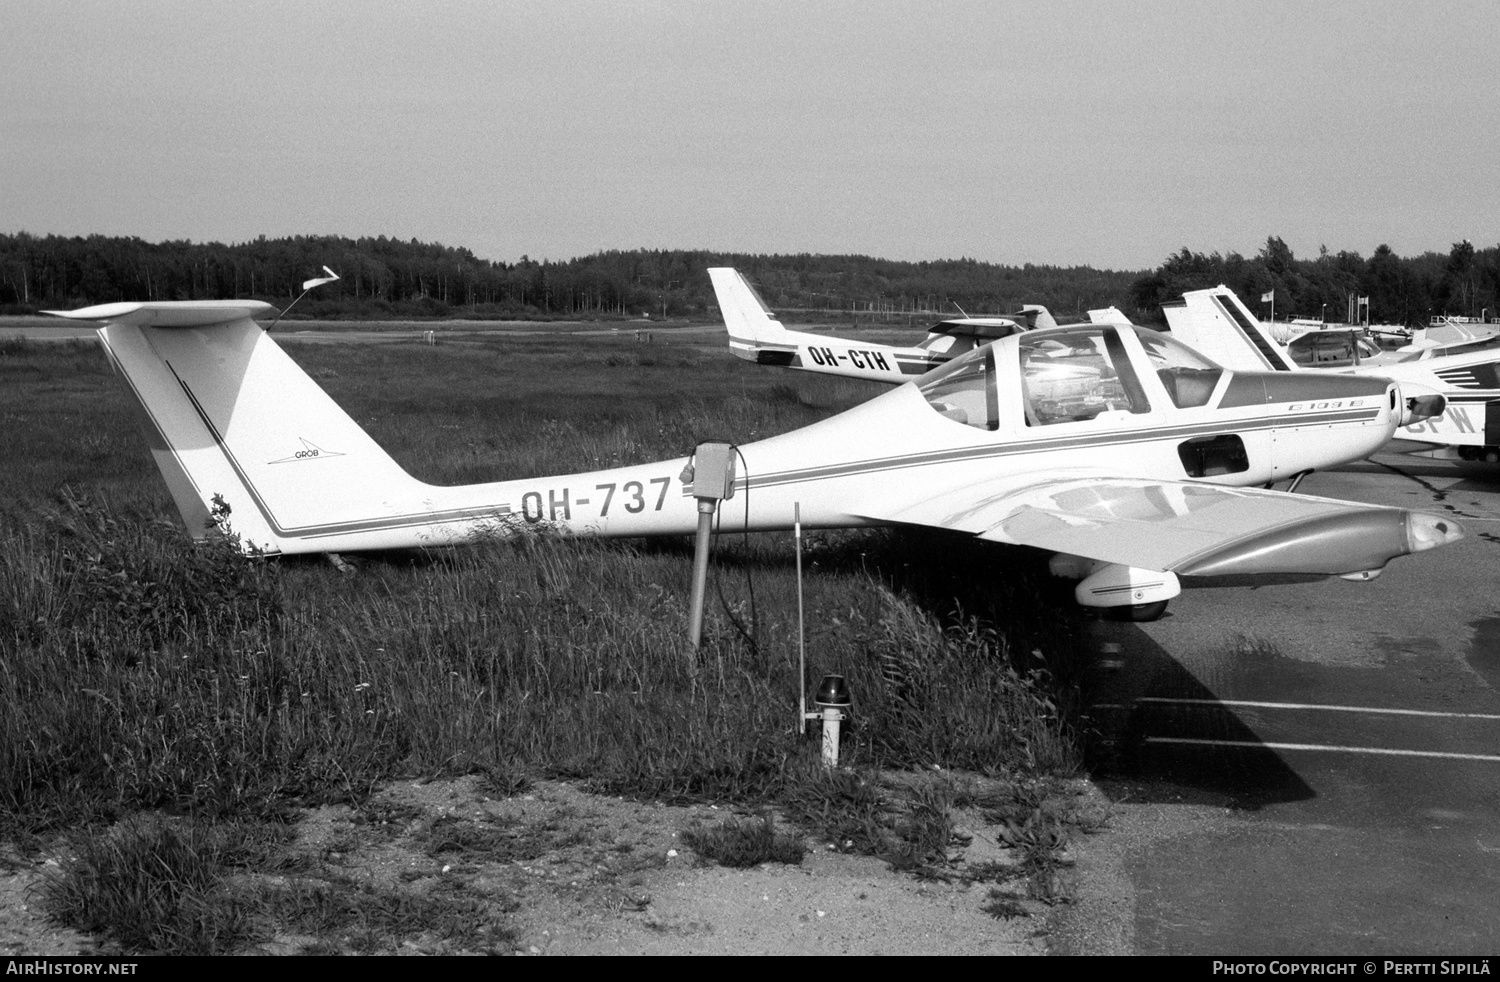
[1156,287,1500,453]
[708,267,933,382]
[707,266,798,358]
[1087,306,1132,326]
[1163,286,1299,373]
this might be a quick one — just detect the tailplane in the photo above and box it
[46,302,429,555]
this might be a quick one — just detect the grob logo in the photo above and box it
[269,438,344,465]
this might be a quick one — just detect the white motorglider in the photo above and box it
[1164,285,1500,461]
[711,267,1129,383]
[47,289,1461,620]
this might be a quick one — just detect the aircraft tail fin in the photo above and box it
[47,301,428,555]
[708,267,800,362]
[1166,286,1299,372]
[1087,306,1131,326]
[1019,304,1058,330]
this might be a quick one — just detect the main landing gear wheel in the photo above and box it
[1109,600,1169,622]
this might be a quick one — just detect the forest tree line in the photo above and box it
[1,231,1495,326]
[1132,237,1500,327]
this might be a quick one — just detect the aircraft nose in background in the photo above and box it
[1396,382,1447,425]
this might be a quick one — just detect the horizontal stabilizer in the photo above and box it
[44,300,278,329]
[928,317,1025,340]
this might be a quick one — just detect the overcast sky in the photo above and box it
[4,0,1496,270]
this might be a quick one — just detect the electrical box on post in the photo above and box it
[689,442,736,500]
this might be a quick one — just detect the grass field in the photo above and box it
[0,327,1095,953]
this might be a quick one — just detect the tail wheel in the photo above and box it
[1109,600,1169,622]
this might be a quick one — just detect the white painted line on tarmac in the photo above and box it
[1135,697,1500,721]
[1145,736,1500,763]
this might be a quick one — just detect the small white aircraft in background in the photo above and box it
[711,267,1129,383]
[1164,286,1500,461]
[1402,317,1500,355]
[46,281,1460,621]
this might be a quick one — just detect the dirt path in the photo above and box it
[0,775,1111,956]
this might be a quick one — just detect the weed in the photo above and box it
[989,799,1081,906]
[262,875,514,954]
[682,813,805,868]
[780,764,889,856]
[982,889,1030,920]
[478,760,532,797]
[962,860,1026,885]
[39,818,261,955]
[881,778,959,873]
[778,767,977,876]
[350,800,426,838]
[420,814,550,864]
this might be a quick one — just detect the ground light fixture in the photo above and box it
[811,674,852,767]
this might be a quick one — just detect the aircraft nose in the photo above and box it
[1395,382,1446,425]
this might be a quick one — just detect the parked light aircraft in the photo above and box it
[46,288,1461,620]
[1404,318,1500,354]
[1164,286,1500,461]
[711,267,1129,383]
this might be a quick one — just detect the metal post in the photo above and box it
[687,498,717,648]
[795,502,806,735]
[683,441,736,647]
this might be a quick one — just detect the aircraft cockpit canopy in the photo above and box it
[1018,328,1149,425]
[920,326,1229,430]
[919,341,999,430]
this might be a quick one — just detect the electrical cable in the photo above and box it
[707,444,758,653]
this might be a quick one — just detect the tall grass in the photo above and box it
[1,497,1081,832]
